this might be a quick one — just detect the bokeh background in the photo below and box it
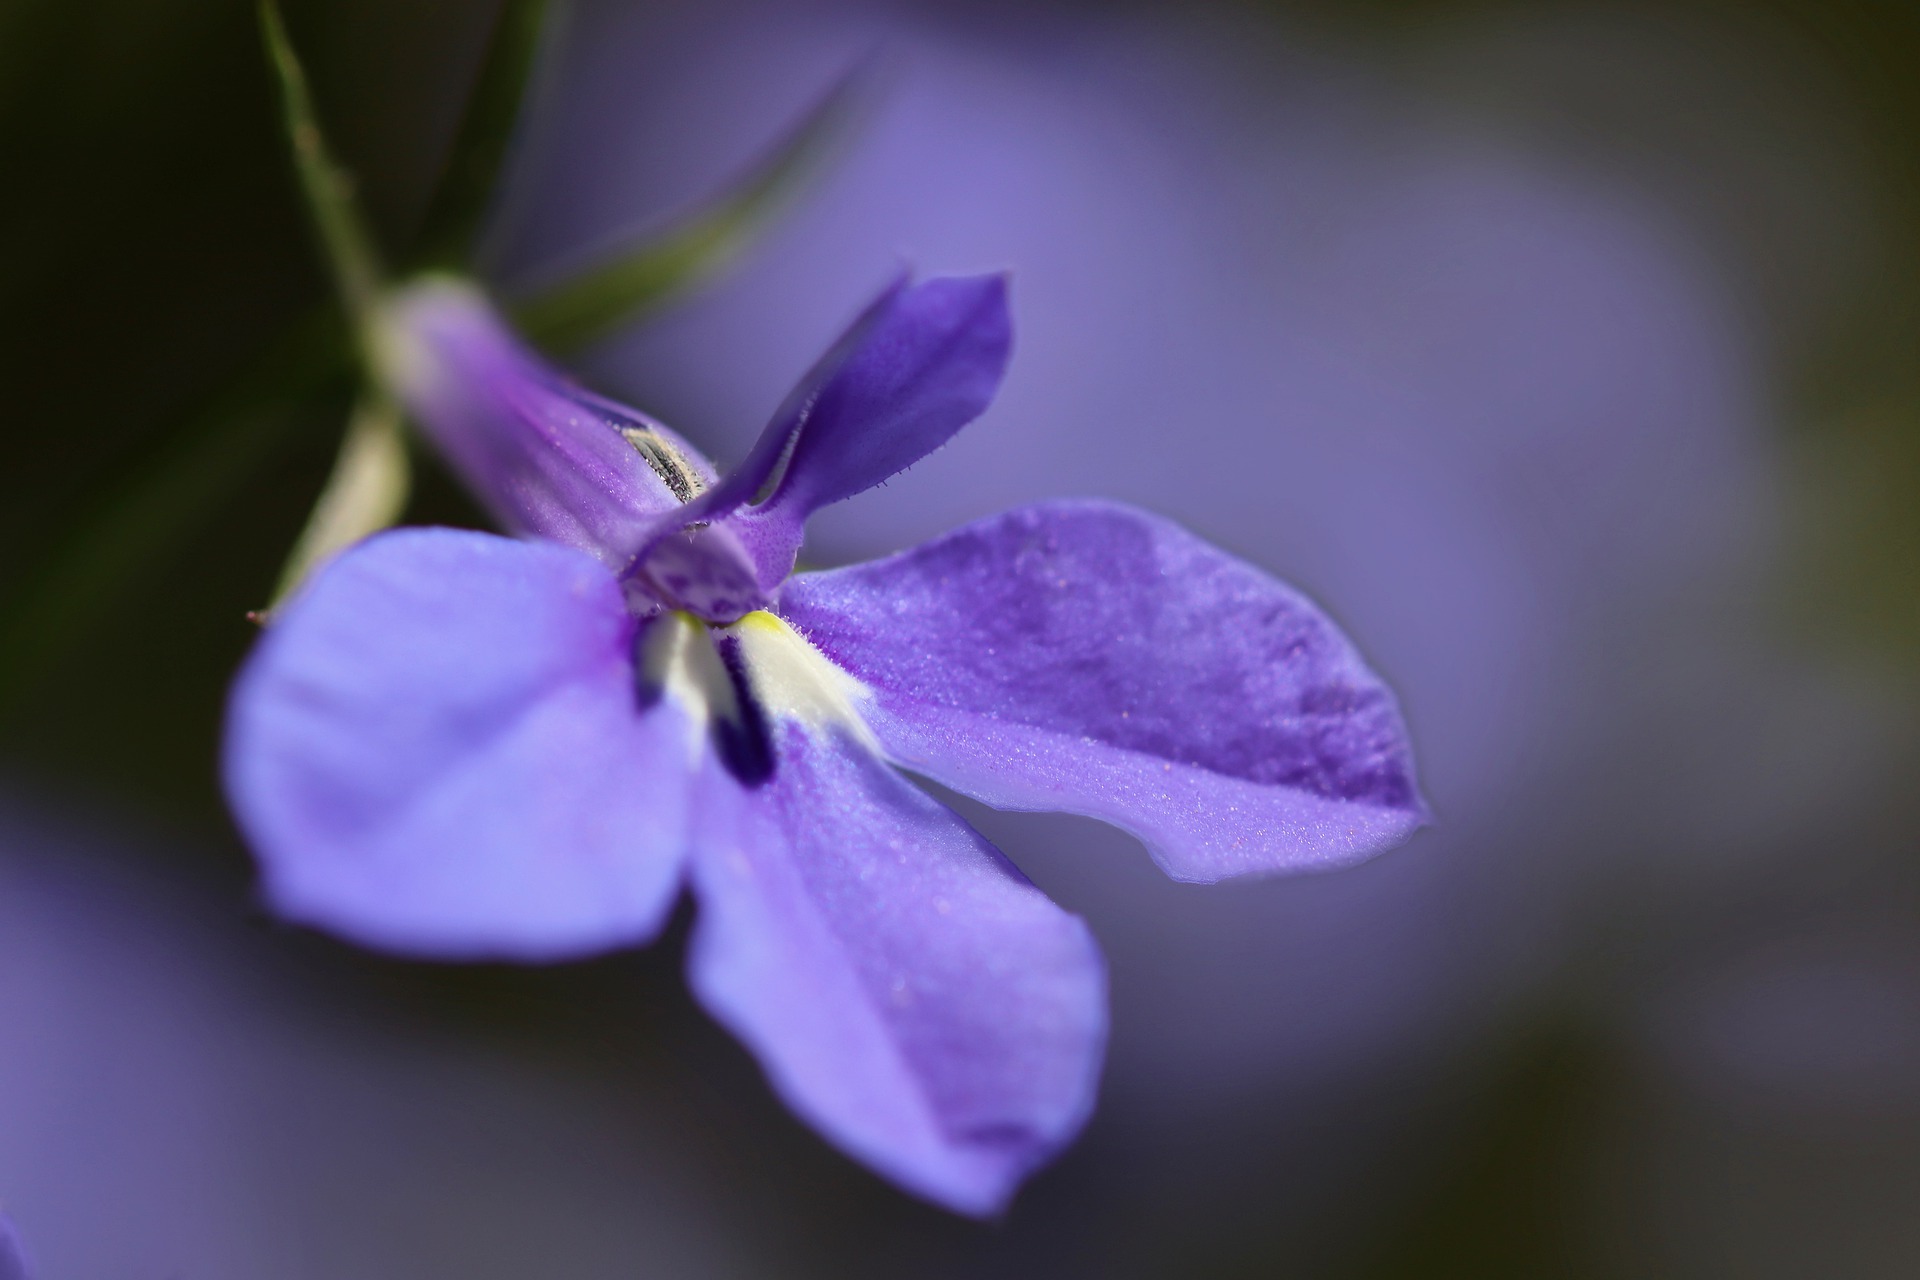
[5,0,1920,1274]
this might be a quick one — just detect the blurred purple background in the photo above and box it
[5,0,1920,1274]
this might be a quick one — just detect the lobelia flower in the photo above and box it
[223,269,1428,1214]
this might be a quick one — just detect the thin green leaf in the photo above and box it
[267,388,411,612]
[510,63,876,353]
[259,0,384,333]
[0,311,348,714]
[409,0,553,272]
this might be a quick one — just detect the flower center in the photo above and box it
[628,524,770,626]
[632,610,875,786]
[634,610,772,785]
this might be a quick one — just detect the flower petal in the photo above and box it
[632,274,1013,590]
[376,278,715,569]
[684,614,1104,1215]
[761,272,1011,519]
[778,500,1428,883]
[225,527,694,959]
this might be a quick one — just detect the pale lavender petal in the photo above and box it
[225,528,693,959]
[683,621,1103,1215]
[377,278,715,569]
[629,274,1012,592]
[778,500,1427,883]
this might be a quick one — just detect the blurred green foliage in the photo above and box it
[508,66,871,350]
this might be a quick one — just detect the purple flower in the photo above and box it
[224,271,1426,1214]
[0,1215,31,1280]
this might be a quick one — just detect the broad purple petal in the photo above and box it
[377,278,715,569]
[630,274,1012,592]
[684,616,1104,1215]
[778,500,1428,883]
[656,273,912,532]
[225,527,692,959]
[764,273,1010,518]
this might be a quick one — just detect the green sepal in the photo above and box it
[510,63,875,354]
[256,2,419,611]
[259,0,384,336]
[408,0,553,272]
[266,389,411,613]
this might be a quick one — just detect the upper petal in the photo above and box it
[224,527,694,959]
[684,614,1104,1215]
[377,277,715,568]
[758,272,1011,521]
[629,274,1013,592]
[778,500,1428,883]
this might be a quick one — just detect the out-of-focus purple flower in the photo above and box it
[0,1215,31,1280]
[224,272,1424,1213]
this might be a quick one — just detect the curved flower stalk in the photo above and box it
[225,270,1428,1213]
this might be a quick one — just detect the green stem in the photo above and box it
[267,389,410,612]
[259,0,384,339]
[511,62,875,353]
[409,0,553,271]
